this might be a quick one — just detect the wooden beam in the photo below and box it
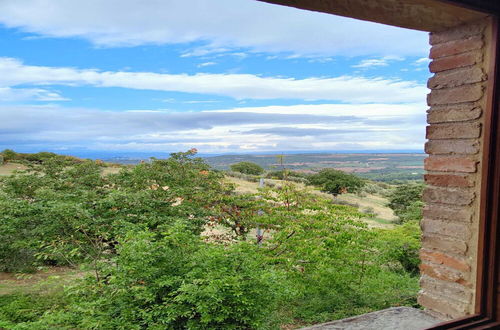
[258,0,488,32]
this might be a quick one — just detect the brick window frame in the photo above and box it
[257,1,500,328]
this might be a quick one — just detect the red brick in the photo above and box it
[420,263,470,286]
[422,234,468,255]
[424,174,473,187]
[424,156,477,173]
[429,51,482,73]
[425,140,480,155]
[427,105,482,123]
[423,186,474,205]
[428,66,486,89]
[420,249,470,272]
[421,218,471,240]
[423,204,472,223]
[420,275,473,304]
[418,292,468,319]
[426,122,481,139]
[430,36,483,59]
[430,21,486,45]
[427,84,483,105]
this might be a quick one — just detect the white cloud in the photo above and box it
[0,0,429,57]
[0,57,427,103]
[208,103,424,117]
[0,103,426,153]
[415,57,431,64]
[352,59,389,68]
[0,86,67,101]
[352,55,405,68]
[197,62,216,68]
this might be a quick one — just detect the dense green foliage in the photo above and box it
[0,150,421,329]
[375,221,421,275]
[387,183,425,223]
[230,161,265,175]
[308,168,365,196]
[1,149,18,162]
[0,149,83,164]
[0,150,228,272]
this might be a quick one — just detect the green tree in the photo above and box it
[16,226,285,329]
[1,149,18,162]
[387,183,425,222]
[23,152,58,163]
[308,168,365,196]
[230,161,264,175]
[375,221,421,275]
[0,149,231,272]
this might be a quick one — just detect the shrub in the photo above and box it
[1,149,18,162]
[266,169,307,180]
[361,206,376,218]
[375,221,421,275]
[225,170,259,182]
[230,161,264,175]
[360,182,388,196]
[0,292,67,328]
[23,152,58,164]
[387,183,425,222]
[25,227,285,329]
[0,150,231,272]
[308,169,365,196]
[332,198,359,208]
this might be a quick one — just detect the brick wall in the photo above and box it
[418,19,491,319]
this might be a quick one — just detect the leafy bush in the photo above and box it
[0,292,67,329]
[361,206,376,218]
[0,150,230,272]
[14,226,285,329]
[308,168,365,196]
[266,169,307,180]
[360,182,389,196]
[332,197,359,208]
[225,170,260,182]
[230,161,264,175]
[375,221,421,275]
[387,183,425,223]
[1,149,19,162]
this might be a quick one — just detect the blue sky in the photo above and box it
[0,0,431,155]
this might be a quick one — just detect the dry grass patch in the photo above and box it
[225,175,396,229]
[0,163,27,176]
[0,267,84,296]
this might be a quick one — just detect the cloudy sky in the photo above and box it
[0,0,431,155]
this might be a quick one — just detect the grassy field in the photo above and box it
[0,163,27,175]
[0,267,84,296]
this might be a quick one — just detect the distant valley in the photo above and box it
[204,152,426,182]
